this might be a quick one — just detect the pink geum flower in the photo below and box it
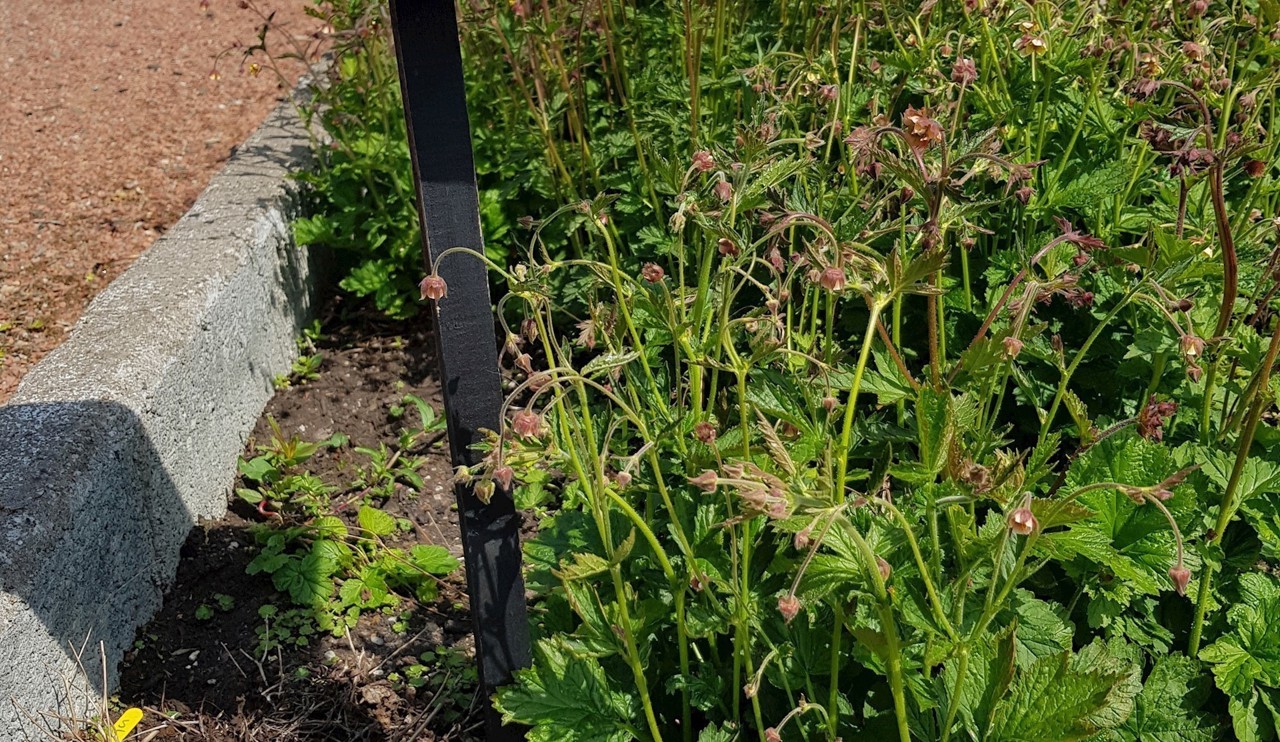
[641,263,665,283]
[492,465,515,491]
[511,409,543,439]
[951,57,977,86]
[691,150,715,172]
[777,593,801,623]
[689,470,719,492]
[1003,336,1024,359]
[419,274,448,301]
[1169,565,1192,596]
[714,179,733,202]
[1008,502,1039,536]
[902,105,944,152]
[818,266,847,292]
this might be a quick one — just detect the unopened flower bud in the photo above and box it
[493,465,515,491]
[1003,336,1024,359]
[615,471,632,489]
[714,180,733,202]
[641,263,665,282]
[822,396,838,413]
[694,421,718,444]
[511,409,543,439]
[1180,334,1205,358]
[777,593,801,623]
[876,556,892,581]
[765,728,782,742]
[1169,565,1191,595]
[718,238,740,257]
[689,470,719,492]
[819,267,847,292]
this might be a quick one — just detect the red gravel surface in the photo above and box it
[0,0,319,401]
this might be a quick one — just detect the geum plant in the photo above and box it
[427,1,1280,741]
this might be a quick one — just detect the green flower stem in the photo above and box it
[610,566,666,742]
[1189,317,1280,655]
[828,604,844,739]
[1038,287,1137,444]
[599,225,664,405]
[940,645,970,742]
[878,499,959,641]
[835,303,885,502]
[838,519,912,742]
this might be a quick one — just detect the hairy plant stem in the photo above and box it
[1189,317,1280,654]
[837,519,912,742]
[834,303,886,501]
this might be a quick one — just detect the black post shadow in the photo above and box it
[386,2,532,739]
[0,401,192,737]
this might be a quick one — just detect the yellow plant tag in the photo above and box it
[110,708,143,741]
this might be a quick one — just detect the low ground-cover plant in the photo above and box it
[236,402,457,644]
[416,0,1280,740]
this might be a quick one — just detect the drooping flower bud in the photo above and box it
[1008,503,1039,536]
[951,57,977,86]
[689,470,719,492]
[615,471,632,489]
[822,396,838,414]
[641,263,665,282]
[520,317,539,343]
[794,524,812,550]
[714,180,733,202]
[765,728,782,742]
[717,238,740,257]
[493,465,515,491]
[819,267,847,293]
[1002,336,1024,359]
[1169,565,1191,596]
[1180,334,1205,358]
[694,421,718,444]
[1245,159,1267,178]
[777,593,801,623]
[876,556,892,582]
[511,409,543,439]
[691,150,715,172]
[419,274,448,301]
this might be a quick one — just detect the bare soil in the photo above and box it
[112,298,484,741]
[0,0,317,401]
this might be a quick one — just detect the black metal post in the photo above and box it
[385,2,531,738]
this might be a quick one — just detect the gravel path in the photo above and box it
[0,0,317,400]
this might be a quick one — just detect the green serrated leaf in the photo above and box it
[496,638,638,741]
[410,544,459,574]
[357,505,397,537]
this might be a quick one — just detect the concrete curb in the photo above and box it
[0,97,324,736]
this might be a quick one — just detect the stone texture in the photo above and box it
[0,97,323,736]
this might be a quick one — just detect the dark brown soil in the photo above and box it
[114,297,484,742]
